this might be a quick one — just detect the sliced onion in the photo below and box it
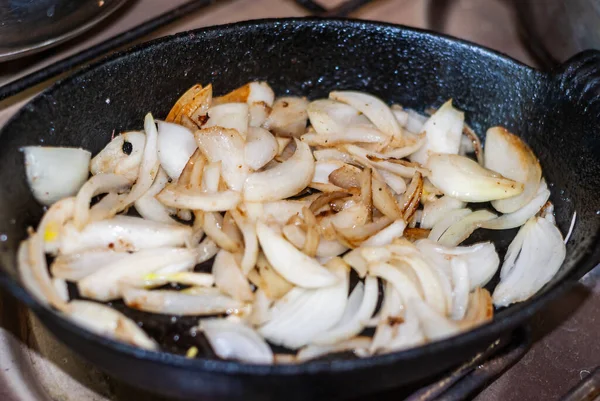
[371,171,402,219]
[244,139,314,202]
[330,91,401,139]
[197,236,219,263]
[363,220,406,247]
[296,337,371,362]
[134,168,174,224]
[369,262,422,305]
[28,197,76,308]
[122,287,244,316]
[415,239,499,290]
[78,247,198,301]
[213,82,273,106]
[64,300,157,350]
[404,109,429,134]
[195,126,248,191]
[344,144,425,178]
[367,281,403,327]
[213,249,254,302]
[329,165,361,189]
[484,127,542,213]
[200,318,274,364]
[493,217,566,307]
[59,215,192,254]
[204,103,249,139]
[312,160,348,186]
[378,169,406,195]
[17,239,47,305]
[255,253,294,300]
[450,258,470,320]
[118,113,160,209]
[301,128,386,146]
[420,195,466,229]
[461,288,493,329]
[90,131,145,181]
[428,208,472,242]
[409,99,464,165]
[382,134,426,159]
[333,216,393,248]
[73,173,132,229]
[263,97,309,137]
[156,121,197,180]
[481,179,550,230]
[410,298,460,341]
[138,272,214,289]
[261,199,308,225]
[245,127,278,170]
[283,224,347,258]
[307,99,361,135]
[166,84,212,125]
[51,249,130,281]
[157,185,241,212]
[230,209,259,274]
[427,153,524,202]
[437,209,497,246]
[256,221,339,288]
[23,146,91,206]
[201,212,242,253]
[395,255,447,315]
[259,262,348,349]
[313,148,355,164]
[381,308,425,353]
[313,276,378,344]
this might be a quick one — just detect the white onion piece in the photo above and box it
[382,134,426,159]
[119,113,160,209]
[245,127,278,170]
[78,247,198,301]
[397,255,447,315]
[200,162,221,192]
[59,215,192,254]
[28,197,75,308]
[342,248,368,278]
[313,148,355,164]
[73,173,132,229]
[135,271,214,289]
[90,131,145,181]
[297,337,371,362]
[195,127,248,191]
[493,217,566,307]
[88,193,129,224]
[256,221,339,288]
[382,307,425,353]
[420,196,466,229]
[428,208,472,242]
[17,240,47,305]
[276,137,292,155]
[330,91,401,139]
[51,249,130,281]
[247,82,275,106]
[201,212,241,253]
[213,250,254,302]
[261,199,308,225]
[52,278,69,302]
[156,121,197,180]
[204,103,249,139]
[378,170,407,195]
[450,258,470,320]
[427,154,524,202]
[404,109,428,134]
[134,168,174,224]
[301,128,386,146]
[307,99,361,135]
[263,97,308,137]
[369,263,422,305]
[410,298,460,341]
[64,300,157,350]
[391,105,408,126]
[312,160,347,185]
[345,145,424,178]
[370,322,394,354]
[481,179,550,230]
[409,100,464,165]
[197,236,219,263]
[244,139,314,202]
[259,262,348,349]
[231,209,259,274]
[313,276,378,344]
[249,289,271,326]
[484,127,542,213]
[363,220,407,247]
[122,287,244,316]
[157,186,241,212]
[438,209,497,246]
[23,146,91,206]
[200,319,273,364]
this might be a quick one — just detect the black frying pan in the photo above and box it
[0,19,599,401]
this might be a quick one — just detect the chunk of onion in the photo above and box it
[245,127,278,170]
[213,250,254,302]
[427,153,524,202]
[90,131,145,181]
[263,97,309,137]
[156,121,197,180]
[23,146,91,206]
[204,103,249,139]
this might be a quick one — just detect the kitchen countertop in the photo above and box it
[0,1,597,400]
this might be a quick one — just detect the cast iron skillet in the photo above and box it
[0,18,599,401]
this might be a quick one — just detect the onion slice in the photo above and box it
[437,209,497,246]
[263,97,309,137]
[134,168,174,224]
[90,131,145,181]
[420,196,466,229]
[73,173,132,229]
[23,146,91,206]
[64,300,157,350]
[157,121,197,180]
[493,217,566,307]
[200,319,274,364]
[256,221,339,288]
[427,153,524,202]
[244,139,314,202]
[245,127,278,170]
[213,250,254,302]
[157,186,241,212]
[296,337,371,362]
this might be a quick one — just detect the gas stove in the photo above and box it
[0,1,598,400]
